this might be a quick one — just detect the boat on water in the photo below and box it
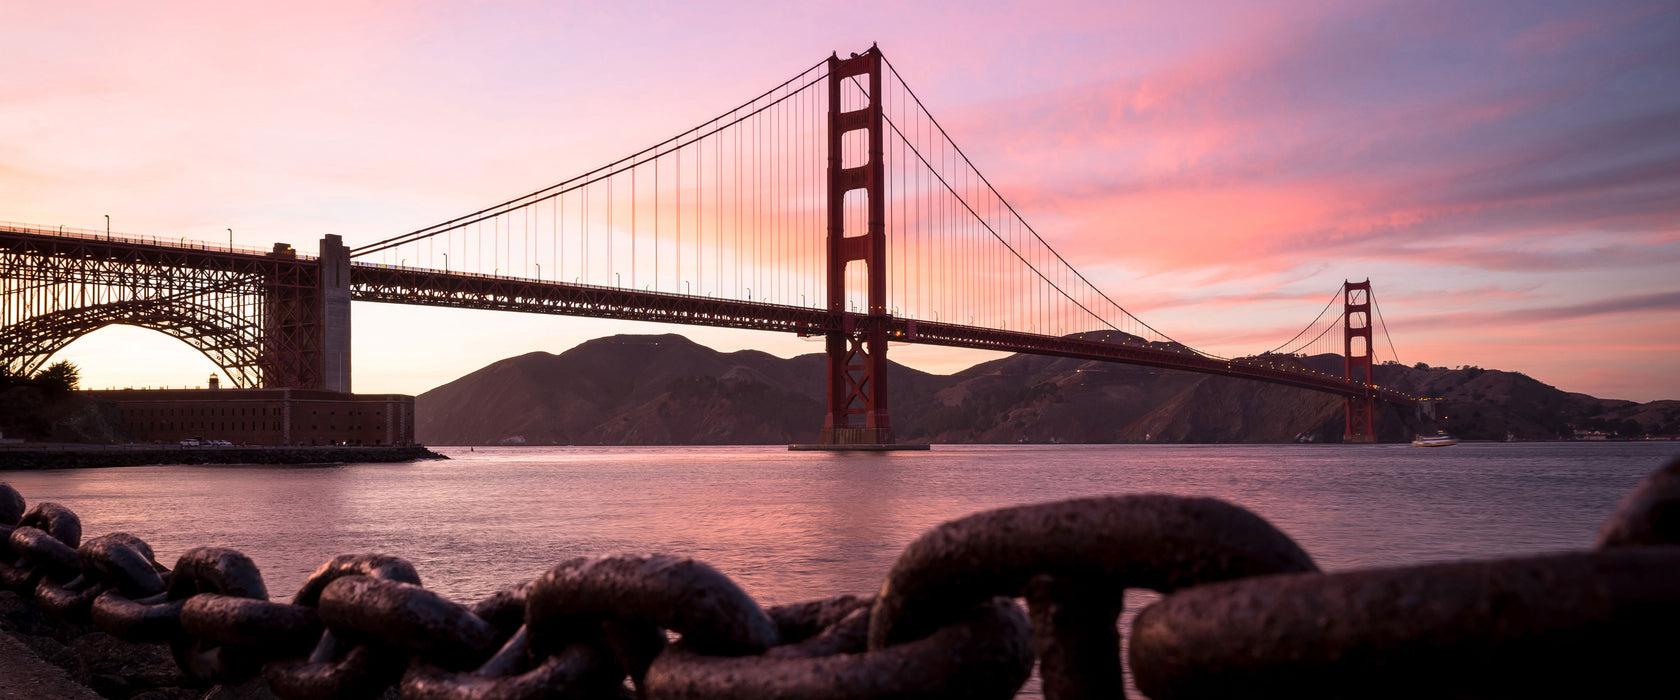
[1412,433,1459,447]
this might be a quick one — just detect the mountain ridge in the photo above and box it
[415,333,1679,445]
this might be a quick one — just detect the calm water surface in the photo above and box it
[3,442,1674,694]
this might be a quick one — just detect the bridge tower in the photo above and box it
[1343,280,1377,443]
[819,46,899,447]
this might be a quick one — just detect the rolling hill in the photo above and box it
[415,333,1678,445]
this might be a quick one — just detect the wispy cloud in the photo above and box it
[1407,290,1680,328]
[941,1,1680,276]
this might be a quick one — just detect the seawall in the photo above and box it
[0,444,446,470]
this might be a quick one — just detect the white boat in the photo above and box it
[1412,433,1458,447]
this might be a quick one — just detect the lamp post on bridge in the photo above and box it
[442,253,448,272]
[228,228,233,250]
[104,215,109,241]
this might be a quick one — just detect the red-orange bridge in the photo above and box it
[0,47,1418,445]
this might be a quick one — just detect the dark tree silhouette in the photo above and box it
[35,361,80,392]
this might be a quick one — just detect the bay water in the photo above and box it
[4,442,1674,693]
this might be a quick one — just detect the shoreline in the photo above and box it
[0,444,447,470]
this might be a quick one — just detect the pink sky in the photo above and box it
[4,0,1677,401]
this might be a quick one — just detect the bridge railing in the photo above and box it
[0,221,314,259]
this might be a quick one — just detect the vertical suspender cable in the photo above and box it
[677,146,682,290]
[716,123,722,296]
[607,171,612,284]
[655,155,660,289]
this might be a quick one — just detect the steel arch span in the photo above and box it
[0,300,264,387]
[0,225,333,389]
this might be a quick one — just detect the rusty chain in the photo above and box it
[2,455,1677,699]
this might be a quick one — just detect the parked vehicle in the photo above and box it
[179,438,201,447]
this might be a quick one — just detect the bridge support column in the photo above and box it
[802,46,921,451]
[1343,280,1376,443]
[261,242,319,389]
[319,234,352,393]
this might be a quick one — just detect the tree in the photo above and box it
[34,361,80,392]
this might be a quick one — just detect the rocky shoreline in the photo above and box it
[0,445,446,470]
[0,590,302,699]
[3,588,203,699]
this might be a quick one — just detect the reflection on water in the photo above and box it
[3,442,1669,602]
[3,442,1673,694]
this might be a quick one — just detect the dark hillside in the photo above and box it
[416,334,1676,445]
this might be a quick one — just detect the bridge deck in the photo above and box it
[351,263,1417,406]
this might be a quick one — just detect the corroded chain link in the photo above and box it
[3,455,1678,699]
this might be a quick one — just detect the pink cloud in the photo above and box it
[1505,2,1672,56]
[913,2,1679,283]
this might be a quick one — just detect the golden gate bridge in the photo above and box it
[0,47,1420,446]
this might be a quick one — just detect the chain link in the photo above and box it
[1129,547,1680,699]
[80,532,168,596]
[1598,454,1680,548]
[167,546,273,683]
[269,554,423,698]
[866,494,1319,698]
[3,456,1678,699]
[2,501,83,593]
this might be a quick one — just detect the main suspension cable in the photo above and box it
[877,56,1209,355]
[354,59,830,258]
[1264,286,1345,356]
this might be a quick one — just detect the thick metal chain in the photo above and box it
[3,455,1678,699]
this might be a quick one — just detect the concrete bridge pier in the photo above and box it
[319,234,351,393]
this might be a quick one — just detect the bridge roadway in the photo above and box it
[353,263,1417,407]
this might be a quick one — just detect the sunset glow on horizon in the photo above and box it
[5,1,1676,401]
